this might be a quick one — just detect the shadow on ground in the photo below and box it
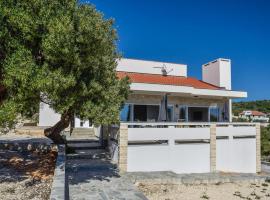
[0,149,56,183]
[67,155,120,184]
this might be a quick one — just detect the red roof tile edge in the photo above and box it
[117,71,222,90]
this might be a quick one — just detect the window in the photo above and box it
[210,107,220,122]
[179,106,187,122]
[188,107,209,122]
[88,120,92,127]
[193,111,203,121]
[120,104,131,122]
[147,105,160,122]
[80,121,84,127]
[134,105,159,122]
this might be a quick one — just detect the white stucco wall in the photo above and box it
[38,102,61,126]
[127,127,211,173]
[74,117,92,128]
[216,126,256,173]
[125,124,257,174]
[117,58,187,77]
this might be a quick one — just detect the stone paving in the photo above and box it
[66,150,147,200]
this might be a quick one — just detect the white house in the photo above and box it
[39,58,247,127]
[239,110,269,123]
[39,58,261,174]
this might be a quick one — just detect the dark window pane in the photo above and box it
[193,111,203,121]
[134,105,147,121]
[147,105,159,122]
[179,106,186,121]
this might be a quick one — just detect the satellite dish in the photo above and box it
[154,64,173,76]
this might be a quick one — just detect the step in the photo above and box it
[66,138,100,143]
[70,133,96,137]
[67,143,103,150]
[66,158,117,170]
[67,149,108,160]
[72,128,94,132]
[72,131,95,134]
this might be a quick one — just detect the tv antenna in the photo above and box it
[154,64,173,76]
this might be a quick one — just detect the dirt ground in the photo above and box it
[137,181,270,200]
[0,149,57,200]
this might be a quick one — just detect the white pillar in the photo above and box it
[229,99,232,122]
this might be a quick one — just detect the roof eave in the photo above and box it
[130,83,247,99]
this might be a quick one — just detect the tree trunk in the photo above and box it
[44,112,72,144]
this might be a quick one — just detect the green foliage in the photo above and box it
[0,0,129,130]
[261,125,270,156]
[233,100,270,115]
[232,117,249,122]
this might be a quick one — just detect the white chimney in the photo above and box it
[202,58,231,90]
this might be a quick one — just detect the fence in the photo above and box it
[111,122,260,174]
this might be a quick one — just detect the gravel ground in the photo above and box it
[0,149,56,200]
[137,182,270,200]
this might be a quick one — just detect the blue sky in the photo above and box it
[82,0,270,101]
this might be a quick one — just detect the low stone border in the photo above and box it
[126,172,270,185]
[0,138,55,152]
[50,145,68,200]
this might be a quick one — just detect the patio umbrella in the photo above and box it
[158,94,168,122]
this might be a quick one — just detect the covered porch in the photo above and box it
[120,93,235,123]
[120,81,246,123]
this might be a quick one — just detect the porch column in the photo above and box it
[256,123,261,173]
[119,124,128,172]
[210,124,217,172]
[228,99,232,122]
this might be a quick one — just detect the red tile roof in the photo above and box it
[117,72,221,90]
[240,111,266,116]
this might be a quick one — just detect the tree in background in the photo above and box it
[261,125,270,157]
[233,100,270,116]
[0,0,129,143]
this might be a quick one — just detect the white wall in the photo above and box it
[38,102,61,126]
[202,58,232,90]
[117,58,187,77]
[216,126,256,173]
[125,123,257,174]
[74,117,92,128]
[127,127,211,173]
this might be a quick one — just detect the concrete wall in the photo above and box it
[38,102,60,127]
[117,58,187,77]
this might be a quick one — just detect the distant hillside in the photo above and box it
[233,100,270,115]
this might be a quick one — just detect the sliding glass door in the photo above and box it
[120,104,174,122]
[209,107,220,122]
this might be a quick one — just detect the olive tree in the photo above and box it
[0,0,129,143]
